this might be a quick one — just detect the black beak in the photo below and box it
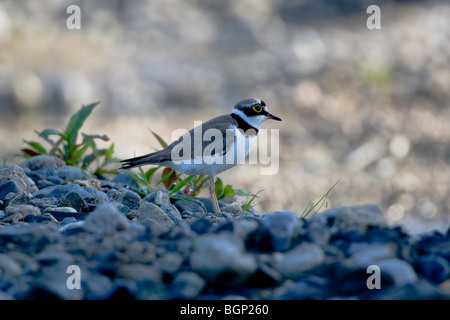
[267,112,282,121]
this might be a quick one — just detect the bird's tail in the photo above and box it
[119,151,166,170]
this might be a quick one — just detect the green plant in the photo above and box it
[300,179,340,219]
[21,102,120,176]
[124,130,263,211]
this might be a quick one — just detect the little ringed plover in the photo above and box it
[120,98,282,213]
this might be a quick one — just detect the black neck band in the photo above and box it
[231,113,259,134]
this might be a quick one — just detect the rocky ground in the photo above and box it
[0,155,449,300]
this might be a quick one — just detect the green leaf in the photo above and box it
[234,189,254,197]
[73,143,90,160]
[144,167,160,183]
[24,140,47,154]
[222,185,234,198]
[300,178,340,219]
[65,102,100,148]
[105,143,115,161]
[170,175,194,194]
[155,168,175,188]
[149,129,168,149]
[214,178,223,198]
[38,129,63,138]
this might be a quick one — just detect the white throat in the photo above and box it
[232,109,267,130]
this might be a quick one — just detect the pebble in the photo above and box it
[273,243,325,279]
[190,233,258,285]
[0,165,38,193]
[0,161,449,300]
[19,155,65,171]
[136,202,175,227]
[261,211,302,252]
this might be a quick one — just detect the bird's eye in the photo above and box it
[252,105,262,113]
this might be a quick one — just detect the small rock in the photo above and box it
[32,183,109,205]
[7,191,32,206]
[115,264,165,299]
[330,204,387,232]
[19,155,65,171]
[25,213,58,224]
[137,202,174,227]
[42,206,77,215]
[83,203,129,234]
[170,272,206,299]
[117,190,142,210]
[377,258,418,287]
[106,189,121,200]
[220,204,243,214]
[160,203,182,223]
[2,212,23,223]
[0,181,23,201]
[58,190,90,212]
[307,214,332,246]
[0,253,23,276]
[144,189,170,206]
[261,211,302,252]
[413,254,450,285]
[0,165,38,193]
[56,166,89,182]
[189,218,213,235]
[111,172,139,188]
[156,252,183,275]
[5,204,41,218]
[346,242,398,267]
[174,199,206,215]
[190,233,258,285]
[273,243,325,279]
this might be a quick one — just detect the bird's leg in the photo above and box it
[209,175,220,213]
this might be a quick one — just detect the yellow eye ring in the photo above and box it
[252,105,262,113]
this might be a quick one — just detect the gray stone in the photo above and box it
[174,199,206,215]
[170,272,206,299]
[5,204,41,218]
[117,190,142,210]
[330,204,387,232]
[156,252,183,274]
[111,172,139,188]
[32,183,109,204]
[42,206,77,214]
[273,243,325,279]
[137,202,174,226]
[106,188,121,200]
[190,233,258,285]
[160,203,183,223]
[83,203,129,234]
[261,211,302,252]
[346,242,398,267]
[0,165,38,193]
[307,214,332,246]
[414,254,450,285]
[56,166,89,181]
[116,263,166,299]
[221,204,243,214]
[0,254,23,276]
[7,191,32,207]
[0,181,23,201]
[19,155,65,171]
[377,258,418,287]
[144,189,171,206]
[0,224,57,249]
[59,190,90,212]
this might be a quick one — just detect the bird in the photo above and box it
[120,98,282,213]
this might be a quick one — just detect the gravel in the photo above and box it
[0,157,449,300]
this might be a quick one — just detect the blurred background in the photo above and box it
[0,0,449,234]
